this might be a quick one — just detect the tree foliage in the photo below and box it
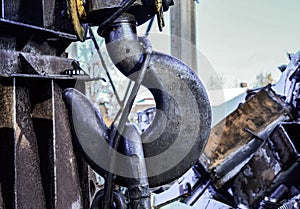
[207,73,224,90]
[255,72,274,87]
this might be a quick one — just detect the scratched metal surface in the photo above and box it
[200,87,291,187]
[0,77,92,209]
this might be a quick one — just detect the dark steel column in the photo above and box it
[15,78,47,209]
[0,78,15,209]
[0,0,91,207]
[31,79,56,209]
[0,77,90,209]
[53,81,84,209]
[170,0,198,73]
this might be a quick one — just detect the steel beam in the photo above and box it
[53,81,84,209]
[0,77,91,209]
[15,78,47,209]
[0,78,15,209]
[170,0,198,73]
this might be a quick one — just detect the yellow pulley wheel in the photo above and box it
[67,0,87,41]
[155,0,165,31]
[76,0,87,19]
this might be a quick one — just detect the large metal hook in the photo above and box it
[63,13,211,187]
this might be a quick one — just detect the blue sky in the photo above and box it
[140,0,300,88]
[196,0,300,87]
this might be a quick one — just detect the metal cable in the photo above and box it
[88,27,123,107]
[103,40,152,209]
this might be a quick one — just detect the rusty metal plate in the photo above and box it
[0,77,90,209]
[53,82,85,209]
[0,78,15,209]
[15,79,47,209]
[200,86,291,187]
[0,49,86,77]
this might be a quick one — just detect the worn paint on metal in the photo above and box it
[200,87,291,186]
[0,77,90,208]
[0,49,84,76]
[0,0,92,207]
[30,79,56,209]
[0,78,15,209]
[15,79,47,209]
[53,82,84,209]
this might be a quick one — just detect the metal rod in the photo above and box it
[244,128,264,142]
[144,16,155,37]
[185,179,212,206]
[123,80,133,106]
[113,80,133,123]
[286,79,298,104]
[88,27,123,107]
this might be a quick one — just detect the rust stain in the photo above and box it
[202,87,290,171]
[15,83,47,209]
